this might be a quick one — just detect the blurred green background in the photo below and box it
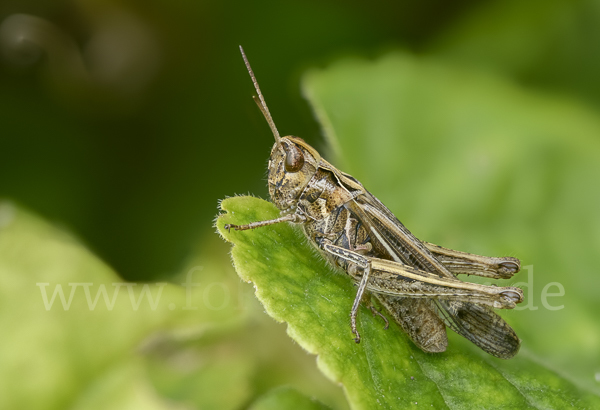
[0,0,471,281]
[0,0,523,281]
[3,0,600,281]
[2,0,600,408]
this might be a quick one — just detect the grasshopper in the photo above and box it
[225,46,523,359]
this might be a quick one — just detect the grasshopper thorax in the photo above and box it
[268,136,321,211]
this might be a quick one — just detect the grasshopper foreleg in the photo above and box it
[225,213,306,232]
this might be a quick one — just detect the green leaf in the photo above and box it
[0,202,252,410]
[217,51,600,408]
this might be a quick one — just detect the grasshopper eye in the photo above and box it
[283,142,305,173]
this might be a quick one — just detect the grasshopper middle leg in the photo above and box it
[321,241,375,343]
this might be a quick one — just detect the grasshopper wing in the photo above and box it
[433,300,520,359]
[346,193,453,276]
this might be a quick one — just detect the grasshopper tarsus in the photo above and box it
[352,329,361,343]
[500,288,523,303]
[498,260,520,274]
[351,315,361,343]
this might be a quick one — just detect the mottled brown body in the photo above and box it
[226,46,524,359]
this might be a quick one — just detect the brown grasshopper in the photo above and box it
[225,46,523,359]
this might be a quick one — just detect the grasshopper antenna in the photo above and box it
[239,46,281,144]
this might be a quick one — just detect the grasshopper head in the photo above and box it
[239,46,322,211]
[267,136,320,210]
